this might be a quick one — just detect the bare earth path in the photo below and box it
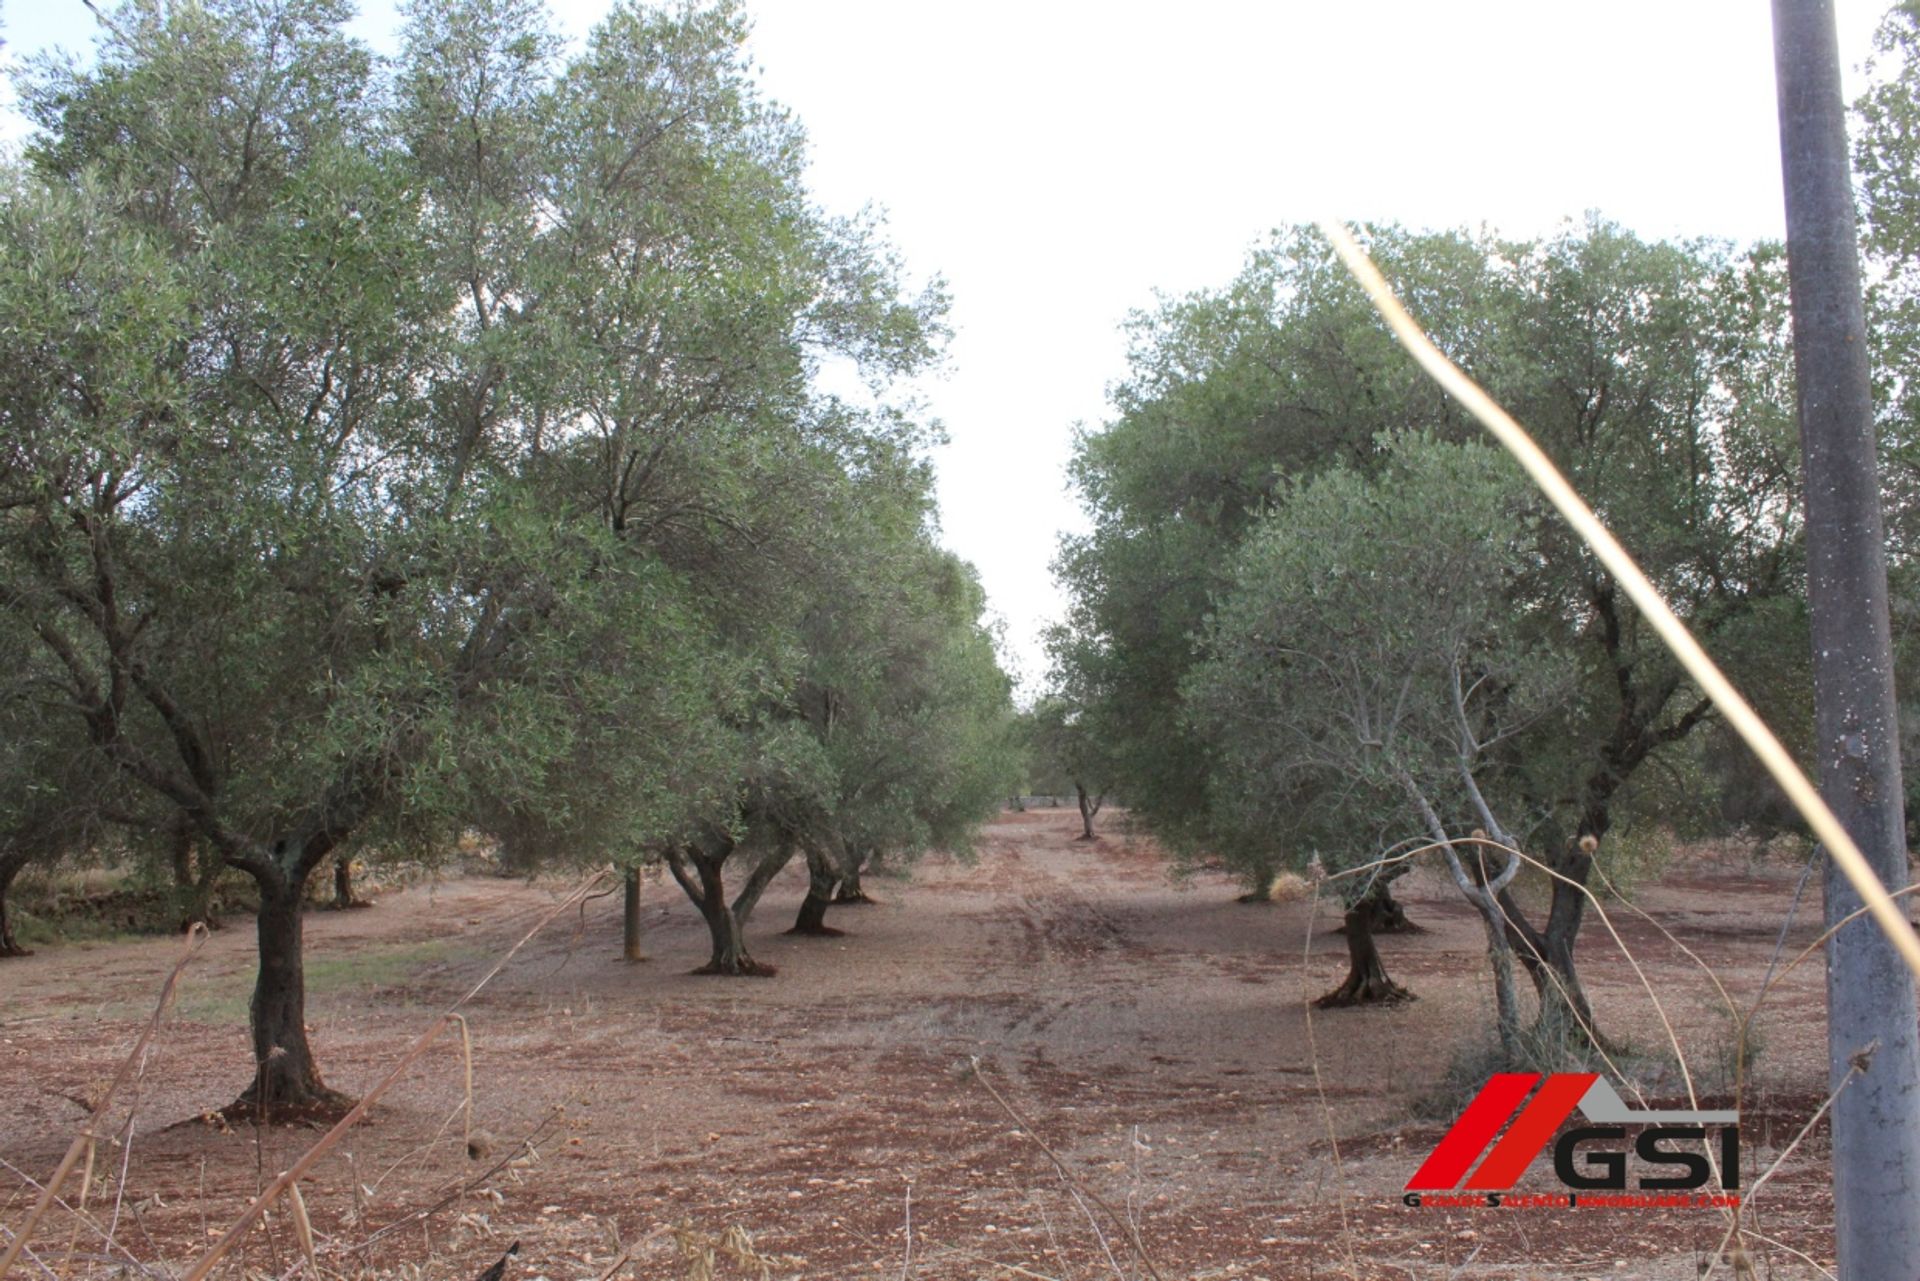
[0,809,1841,1279]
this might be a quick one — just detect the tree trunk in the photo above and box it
[697,898,761,974]
[789,846,844,937]
[0,850,32,958]
[230,867,351,1119]
[664,844,776,977]
[330,855,366,910]
[622,867,646,962]
[1369,879,1417,932]
[1407,782,1523,1059]
[730,836,796,927]
[833,845,876,904]
[1775,4,1920,1273]
[1336,876,1421,935]
[1314,905,1412,1006]
[1235,855,1277,904]
[170,827,193,890]
[1487,931,1522,1060]
[1497,837,1601,1046]
[1075,782,1103,840]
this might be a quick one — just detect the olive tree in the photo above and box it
[1020,697,1112,840]
[1055,219,1805,1027]
[2,0,948,1111]
[1187,437,1573,1042]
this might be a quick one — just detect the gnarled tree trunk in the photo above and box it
[789,843,844,936]
[171,822,223,932]
[1497,835,1602,1046]
[1335,874,1420,935]
[1235,854,1278,904]
[330,854,368,910]
[1315,903,1412,1006]
[1075,781,1103,840]
[833,844,876,904]
[1408,783,1524,1058]
[664,834,795,976]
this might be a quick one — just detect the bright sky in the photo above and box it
[0,0,1892,695]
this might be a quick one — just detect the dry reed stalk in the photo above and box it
[177,870,608,1281]
[0,925,206,1281]
[966,1057,1165,1281]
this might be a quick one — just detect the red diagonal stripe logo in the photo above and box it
[1404,1073,1538,1190]
[1463,1072,1598,1190]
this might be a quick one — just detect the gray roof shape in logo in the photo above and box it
[1575,1077,1738,1125]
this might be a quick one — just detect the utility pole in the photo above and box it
[1772,2,1920,1275]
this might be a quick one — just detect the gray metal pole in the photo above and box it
[1772,2,1920,1275]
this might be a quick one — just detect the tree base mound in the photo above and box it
[785,923,846,938]
[1313,978,1414,1008]
[0,944,33,959]
[692,959,779,977]
[220,1083,357,1126]
[832,890,878,906]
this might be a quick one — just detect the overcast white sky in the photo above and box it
[0,0,1892,694]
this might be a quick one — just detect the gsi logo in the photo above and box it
[1407,1073,1741,1192]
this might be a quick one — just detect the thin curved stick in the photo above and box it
[1297,883,1363,1281]
[1702,1059,1864,1280]
[1319,218,1920,985]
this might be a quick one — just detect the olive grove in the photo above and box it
[1049,218,1808,1053]
[0,0,1009,1113]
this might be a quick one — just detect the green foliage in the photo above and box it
[1016,696,1111,800]
[0,0,1007,1088]
[1184,435,1568,887]
[1053,218,1808,886]
[1854,2,1920,833]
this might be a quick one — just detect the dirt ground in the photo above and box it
[0,808,1847,1280]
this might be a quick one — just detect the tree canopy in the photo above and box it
[1050,217,1808,1040]
[0,0,1006,1112]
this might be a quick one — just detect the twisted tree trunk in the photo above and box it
[1335,874,1420,935]
[330,854,368,910]
[171,822,224,932]
[664,835,795,976]
[1497,836,1601,1046]
[1314,902,1412,1006]
[789,842,845,936]
[833,845,877,904]
[1075,782,1103,840]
